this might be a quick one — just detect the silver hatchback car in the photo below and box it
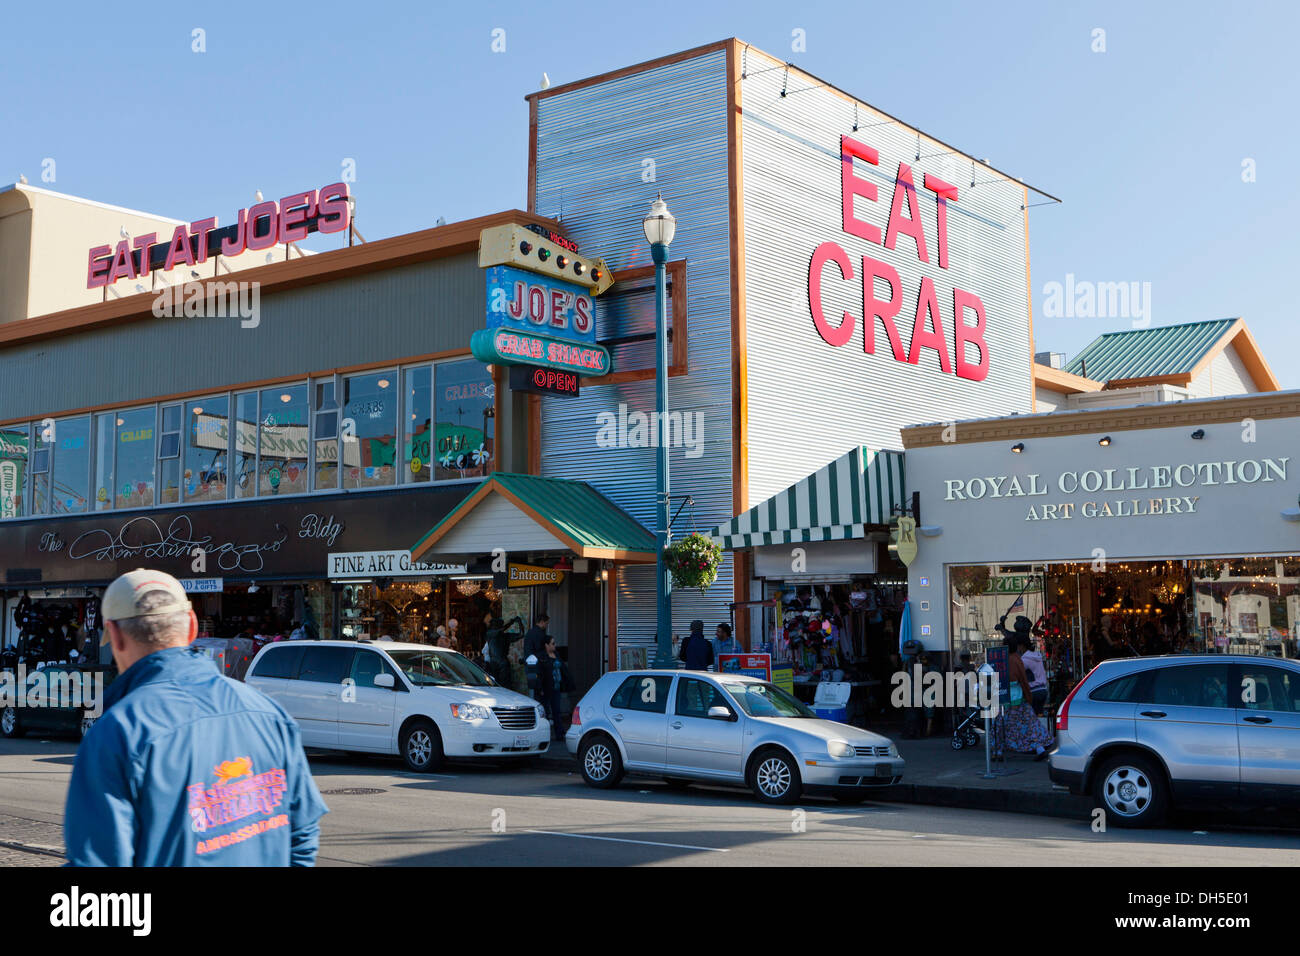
[565,670,904,804]
[1049,654,1300,826]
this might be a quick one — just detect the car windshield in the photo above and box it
[720,681,816,718]
[385,649,492,687]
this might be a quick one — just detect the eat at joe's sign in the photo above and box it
[808,135,989,382]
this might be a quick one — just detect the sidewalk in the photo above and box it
[541,734,1093,820]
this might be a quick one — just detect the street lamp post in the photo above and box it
[643,194,677,669]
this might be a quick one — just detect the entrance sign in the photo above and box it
[328,550,467,579]
[507,563,564,587]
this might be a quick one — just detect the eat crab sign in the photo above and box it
[807,134,990,382]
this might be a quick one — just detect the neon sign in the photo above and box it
[470,328,610,377]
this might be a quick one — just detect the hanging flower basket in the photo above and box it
[664,532,723,594]
[950,565,992,598]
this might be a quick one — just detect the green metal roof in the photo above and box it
[411,472,657,559]
[1065,318,1237,382]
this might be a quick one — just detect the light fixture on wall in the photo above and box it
[1191,429,1205,440]
[247,582,260,594]
[920,526,943,537]
[1283,495,1300,523]
[1098,435,1112,447]
[1011,442,1025,454]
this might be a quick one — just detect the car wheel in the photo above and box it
[579,734,623,789]
[833,788,872,805]
[748,748,802,805]
[0,706,23,739]
[662,777,692,790]
[400,719,444,773]
[78,715,96,740]
[1094,753,1167,828]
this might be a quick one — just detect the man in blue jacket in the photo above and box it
[65,569,328,866]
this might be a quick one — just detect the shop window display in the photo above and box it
[92,413,114,511]
[50,415,92,514]
[342,371,397,490]
[158,404,182,504]
[312,381,340,491]
[114,408,154,510]
[184,397,229,503]
[433,360,494,481]
[233,391,258,499]
[403,366,432,484]
[258,385,308,496]
[0,425,27,519]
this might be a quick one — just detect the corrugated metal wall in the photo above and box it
[0,254,483,422]
[739,47,1035,505]
[533,49,736,652]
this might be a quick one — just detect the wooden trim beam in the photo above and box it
[1033,364,1104,395]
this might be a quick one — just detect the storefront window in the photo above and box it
[313,380,339,491]
[0,424,28,519]
[93,413,114,511]
[114,408,155,509]
[184,397,229,503]
[233,391,258,499]
[403,366,432,484]
[258,385,308,496]
[433,359,494,481]
[31,421,51,514]
[342,370,397,490]
[158,404,181,504]
[47,415,92,514]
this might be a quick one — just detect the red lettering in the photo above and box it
[953,288,989,381]
[907,277,952,373]
[164,224,195,271]
[840,135,881,244]
[573,295,592,334]
[191,217,218,263]
[884,162,929,263]
[107,239,136,283]
[808,241,855,347]
[132,233,156,279]
[316,183,351,234]
[278,190,316,244]
[87,245,111,289]
[508,282,526,319]
[246,200,280,252]
[922,174,957,270]
[549,289,567,328]
[861,255,906,360]
[528,287,546,324]
[220,208,248,257]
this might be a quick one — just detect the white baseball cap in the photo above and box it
[100,568,192,644]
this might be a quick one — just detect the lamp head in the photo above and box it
[642,193,676,247]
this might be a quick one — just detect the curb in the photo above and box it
[537,751,1093,819]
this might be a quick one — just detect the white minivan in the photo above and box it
[244,640,550,772]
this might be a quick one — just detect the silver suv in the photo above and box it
[566,670,903,804]
[1049,654,1300,827]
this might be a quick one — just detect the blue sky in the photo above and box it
[3,1,1297,383]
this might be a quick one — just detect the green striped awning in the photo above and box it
[709,447,906,549]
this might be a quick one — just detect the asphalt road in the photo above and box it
[2,738,1300,866]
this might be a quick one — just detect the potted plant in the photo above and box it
[664,532,724,594]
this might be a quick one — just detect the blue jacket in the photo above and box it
[65,646,328,867]
[680,631,714,671]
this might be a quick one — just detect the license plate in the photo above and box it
[515,735,530,748]
[874,763,893,777]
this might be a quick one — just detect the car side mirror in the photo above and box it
[707,705,735,721]
[373,673,396,689]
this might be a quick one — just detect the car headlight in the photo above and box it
[827,739,855,759]
[886,742,900,758]
[450,703,492,721]
[536,705,546,720]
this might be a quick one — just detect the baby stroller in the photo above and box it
[949,702,982,750]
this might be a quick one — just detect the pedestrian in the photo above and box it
[435,625,450,648]
[538,636,575,738]
[1022,638,1049,716]
[992,632,1053,760]
[714,622,742,659]
[446,617,461,651]
[523,613,550,699]
[64,568,328,866]
[679,619,714,670]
